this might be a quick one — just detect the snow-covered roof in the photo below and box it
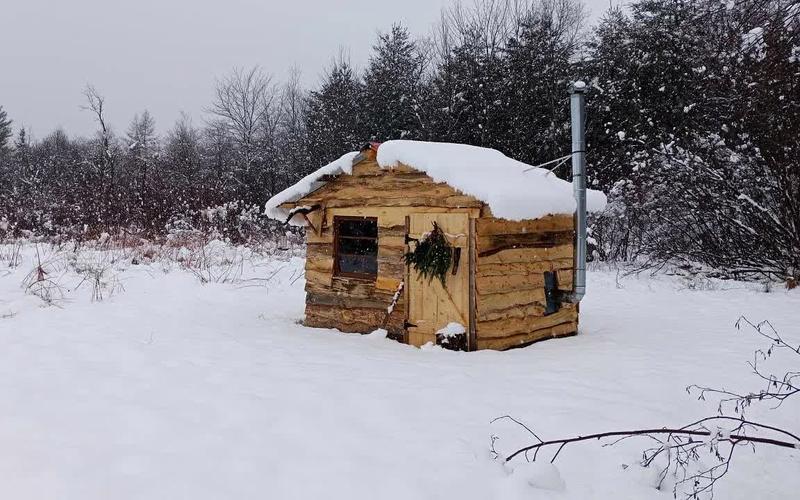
[265,140,607,223]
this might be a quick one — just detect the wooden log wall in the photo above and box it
[298,160,481,340]
[474,215,578,350]
[304,216,408,338]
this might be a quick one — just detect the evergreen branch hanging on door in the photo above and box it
[405,222,453,287]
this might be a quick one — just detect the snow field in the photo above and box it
[0,241,797,499]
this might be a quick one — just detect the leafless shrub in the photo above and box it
[22,245,66,306]
[179,241,246,284]
[72,253,124,302]
[0,241,23,268]
[493,317,799,499]
[689,317,799,416]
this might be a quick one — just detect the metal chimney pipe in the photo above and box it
[568,81,587,303]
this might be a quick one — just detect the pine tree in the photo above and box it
[0,106,12,156]
[203,119,236,204]
[125,111,159,228]
[499,6,579,166]
[583,8,639,191]
[425,30,505,148]
[277,71,311,185]
[362,24,425,141]
[306,57,364,166]
[13,128,30,165]
[163,114,203,217]
[35,129,89,231]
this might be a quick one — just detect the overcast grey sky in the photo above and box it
[3,0,611,139]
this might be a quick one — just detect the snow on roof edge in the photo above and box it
[264,140,607,225]
[264,151,359,226]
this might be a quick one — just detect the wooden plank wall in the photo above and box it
[299,160,481,340]
[474,215,578,350]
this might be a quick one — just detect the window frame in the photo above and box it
[332,215,379,281]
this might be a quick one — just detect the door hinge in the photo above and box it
[404,320,418,329]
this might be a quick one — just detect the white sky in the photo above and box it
[2,0,612,138]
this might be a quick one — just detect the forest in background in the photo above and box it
[0,0,797,283]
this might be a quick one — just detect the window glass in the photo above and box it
[337,219,378,238]
[339,237,378,256]
[338,255,378,275]
[335,217,378,278]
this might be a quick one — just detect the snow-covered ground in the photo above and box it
[0,241,797,500]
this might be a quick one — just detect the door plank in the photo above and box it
[406,213,471,347]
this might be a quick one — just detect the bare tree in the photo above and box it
[442,0,517,58]
[208,66,280,201]
[203,118,235,200]
[208,66,276,153]
[81,85,118,228]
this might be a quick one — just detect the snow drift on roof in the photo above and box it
[265,140,606,224]
[377,140,607,220]
[264,151,358,223]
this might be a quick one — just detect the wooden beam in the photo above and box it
[468,217,477,351]
[476,321,577,350]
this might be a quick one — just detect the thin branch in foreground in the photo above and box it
[503,424,798,463]
[495,318,799,499]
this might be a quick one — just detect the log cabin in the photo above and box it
[265,140,606,351]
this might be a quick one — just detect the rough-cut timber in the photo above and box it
[474,215,578,350]
[276,147,580,351]
[294,158,481,342]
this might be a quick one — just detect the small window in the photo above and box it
[334,216,378,279]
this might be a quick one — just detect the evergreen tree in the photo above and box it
[306,58,364,165]
[425,30,505,148]
[499,6,579,166]
[581,8,644,259]
[12,128,30,170]
[35,129,90,231]
[626,0,724,142]
[362,24,425,141]
[125,111,159,228]
[277,71,311,184]
[583,8,639,191]
[203,119,236,204]
[163,114,203,215]
[0,106,12,156]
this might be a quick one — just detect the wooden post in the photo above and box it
[403,215,411,345]
[468,217,477,351]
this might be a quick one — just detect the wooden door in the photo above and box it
[406,213,471,347]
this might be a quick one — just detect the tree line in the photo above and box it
[0,0,797,281]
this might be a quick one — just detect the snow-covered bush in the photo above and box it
[166,201,303,247]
